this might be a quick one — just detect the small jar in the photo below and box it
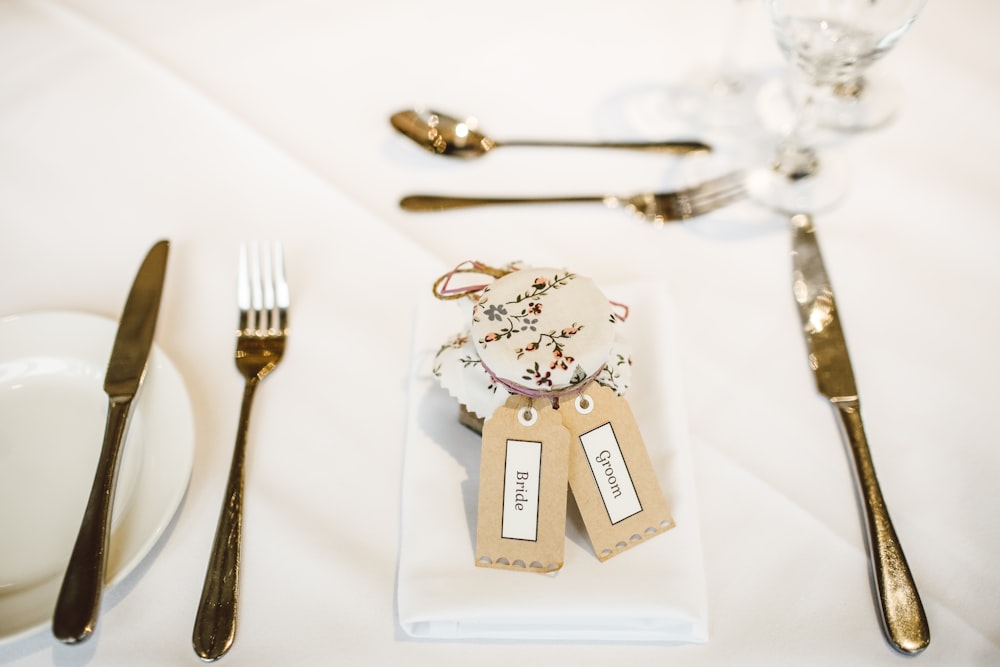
[433,267,632,432]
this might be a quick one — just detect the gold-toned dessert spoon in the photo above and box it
[390,108,710,158]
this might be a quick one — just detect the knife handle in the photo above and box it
[833,401,930,654]
[52,398,132,643]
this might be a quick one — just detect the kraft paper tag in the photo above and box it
[476,396,570,573]
[562,384,674,561]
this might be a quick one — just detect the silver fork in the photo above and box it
[193,242,288,662]
[398,171,747,223]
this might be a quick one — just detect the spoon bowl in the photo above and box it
[391,109,495,158]
[390,108,710,158]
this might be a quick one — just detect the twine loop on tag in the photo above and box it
[432,261,518,301]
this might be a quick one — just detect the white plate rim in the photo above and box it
[0,310,195,646]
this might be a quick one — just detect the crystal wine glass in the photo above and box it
[749,0,928,213]
[813,0,929,131]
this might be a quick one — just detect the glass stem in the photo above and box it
[774,77,821,180]
[833,75,866,99]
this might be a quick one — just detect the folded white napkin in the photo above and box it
[397,281,708,642]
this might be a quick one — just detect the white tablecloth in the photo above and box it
[1,0,998,665]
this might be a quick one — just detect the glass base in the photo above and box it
[756,73,902,135]
[746,147,849,214]
[821,74,902,131]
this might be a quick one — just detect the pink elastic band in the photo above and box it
[478,353,606,404]
[610,300,630,322]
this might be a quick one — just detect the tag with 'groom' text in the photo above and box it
[476,396,569,573]
[562,384,674,561]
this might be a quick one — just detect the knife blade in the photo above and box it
[790,214,929,655]
[53,240,170,644]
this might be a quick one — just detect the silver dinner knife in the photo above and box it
[790,214,929,654]
[52,240,170,644]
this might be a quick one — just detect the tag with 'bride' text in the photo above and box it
[476,396,569,573]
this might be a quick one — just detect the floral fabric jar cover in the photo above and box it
[434,268,632,420]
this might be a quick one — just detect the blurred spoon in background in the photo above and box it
[390,108,711,159]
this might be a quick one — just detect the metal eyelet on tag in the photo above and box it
[574,393,594,415]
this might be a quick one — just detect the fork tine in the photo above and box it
[248,241,264,332]
[631,171,748,223]
[272,242,289,332]
[689,170,746,197]
[677,171,747,219]
[260,242,276,332]
[239,242,288,333]
[238,243,251,331]
[681,172,743,203]
[689,173,747,212]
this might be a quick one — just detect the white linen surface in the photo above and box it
[1,0,999,665]
[398,282,707,642]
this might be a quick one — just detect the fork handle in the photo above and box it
[399,194,605,212]
[193,377,259,661]
[834,401,930,654]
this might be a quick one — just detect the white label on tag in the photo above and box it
[579,423,642,524]
[501,439,542,541]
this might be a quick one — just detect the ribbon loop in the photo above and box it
[432,260,519,301]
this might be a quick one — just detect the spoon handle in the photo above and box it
[400,194,605,212]
[499,139,711,154]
